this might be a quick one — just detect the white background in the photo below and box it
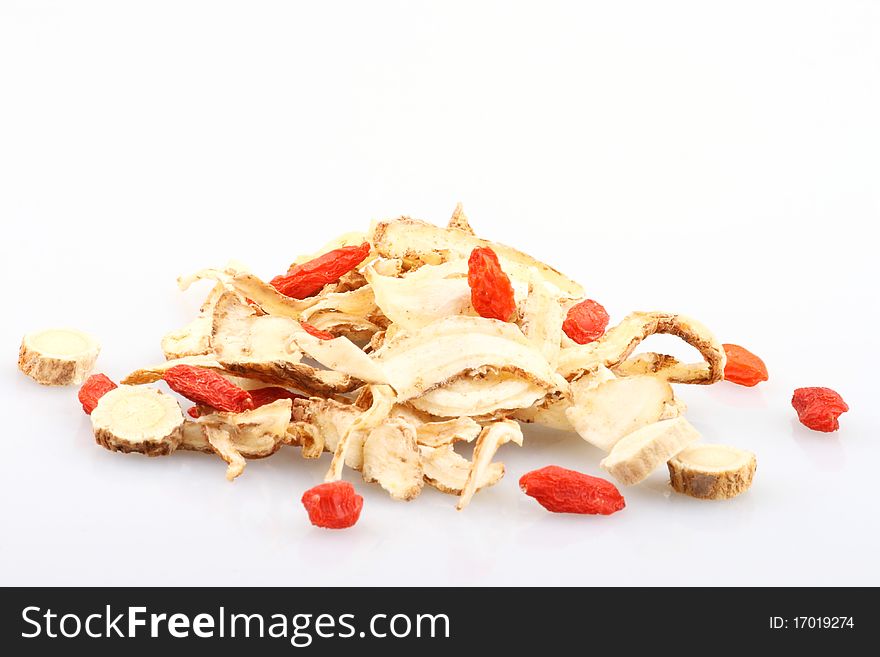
[1,1,878,586]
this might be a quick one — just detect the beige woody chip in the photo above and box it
[362,418,423,501]
[457,419,523,510]
[420,444,505,496]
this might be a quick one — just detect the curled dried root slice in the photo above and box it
[179,268,318,318]
[408,370,549,418]
[197,399,292,480]
[613,352,712,385]
[668,444,756,500]
[374,315,557,402]
[600,417,701,486]
[420,445,505,496]
[19,328,100,386]
[558,312,726,385]
[519,281,565,368]
[566,375,674,452]
[326,385,396,482]
[457,420,523,510]
[512,393,574,431]
[91,385,184,456]
[362,418,423,501]
[371,217,583,297]
[415,417,482,447]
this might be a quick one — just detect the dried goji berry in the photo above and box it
[562,299,609,344]
[791,387,849,433]
[78,373,118,415]
[249,386,306,408]
[163,365,254,413]
[300,322,335,340]
[467,247,516,321]
[519,465,625,515]
[722,344,768,387]
[271,242,371,299]
[186,405,202,418]
[301,481,364,529]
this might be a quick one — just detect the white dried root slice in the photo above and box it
[196,400,292,480]
[374,315,557,402]
[288,231,368,269]
[518,281,565,369]
[447,202,476,235]
[286,421,324,458]
[365,259,474,331]
[200,399,292,458]
[566,375,674,452]
[420,445,505,495]
[370,217,583,297]
[296,397,360,463]
[91,385,184,456]
[408,369,549,418]
[210,293,359,395]
[457,419,523,510]
[178,421,212,453]
[326,385,396,482]
[558,312,726,385]
[161,282,225,360]
[668,444,756,500]
[613,352,712,385]
[512,393,574,431]
[179,268,318,319]
[416,417,482,447]
[18,328,100,386]
[300,285,385,337]
[362,418,423,501]
[286,319,387,387]
[600,417,702,486]
[123,354,226,384]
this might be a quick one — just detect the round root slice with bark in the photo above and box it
[668,445,756,500]
[18,328,101,385]
[91,385,184,456]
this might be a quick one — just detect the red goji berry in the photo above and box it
[467,247,516,322]
[300,322,335,340]
[722,344,768,387]
[78,373,118,415]
[186,405,202,418]
[163,365,254,413]
[791,387,849,433]
[301,481,364,529]
[271,242,371,299]
[562,299,609,344]
[249,386,306,408]
[519,465,625,515]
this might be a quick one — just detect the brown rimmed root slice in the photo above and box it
[370,217,583,297]
[566,375,674,452]
[91,385,184,456]
[362,418,423,501]
[457,420,523,510]
[668,445,756,500]
[600,417,701,486]
[19,328,100,385]
[420,445,505,495]
[197,399,293,480]
[374,315,558,403]
[558,312,726,385]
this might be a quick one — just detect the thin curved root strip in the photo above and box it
[457,419,523,510]
[600,417,701,486]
